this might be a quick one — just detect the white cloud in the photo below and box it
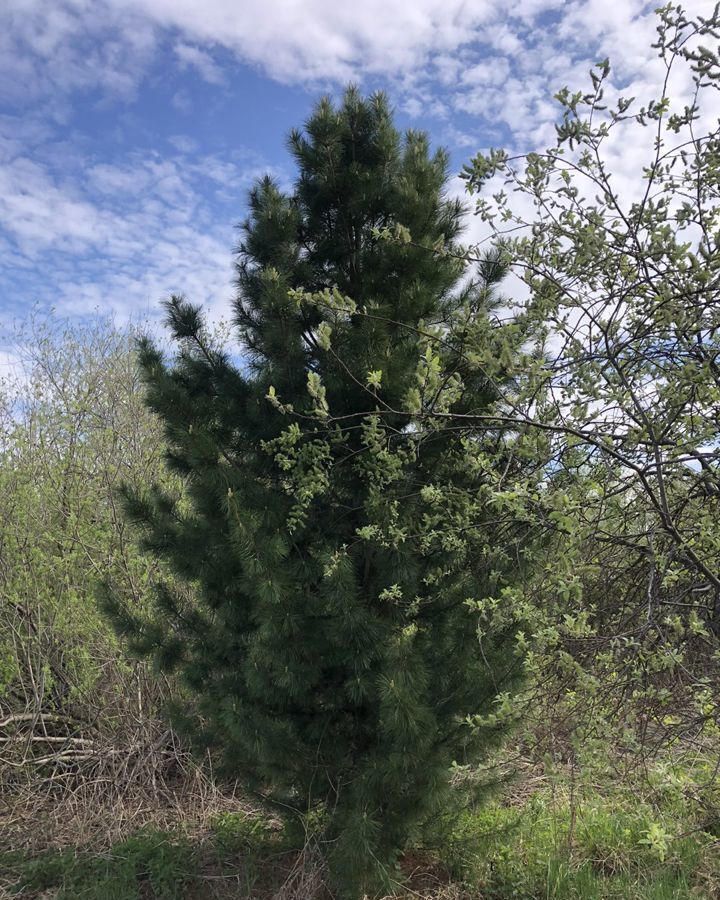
[174,42,225,85]
[0,348,22,373]
[0,147,274,322]
[117,0,497,83]
[2,0,718,141]
[2,0,719,342]
[0,0,156,104]
[167,134,198,154]
[0,158,109,252]
[461,59,511,88]
[171,89,192,112]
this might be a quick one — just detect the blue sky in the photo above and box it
[0,0,715,354]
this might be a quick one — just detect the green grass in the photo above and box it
[0,815,286,899]
[2,768,718,899]
[432,770,719,899]
[1,830,198,899]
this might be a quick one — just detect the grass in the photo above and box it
[0,813,329,899]
[2,760,719,899]
[1,830,200,900]
[1,812,290,898]
[431,753,720,899]
[436,798,716,898]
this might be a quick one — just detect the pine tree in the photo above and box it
[103,88,527,897]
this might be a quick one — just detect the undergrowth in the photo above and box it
[2,757,719,899]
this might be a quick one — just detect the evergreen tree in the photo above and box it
[104,88,528,897]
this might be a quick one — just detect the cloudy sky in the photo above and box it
[0,0,714,347]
